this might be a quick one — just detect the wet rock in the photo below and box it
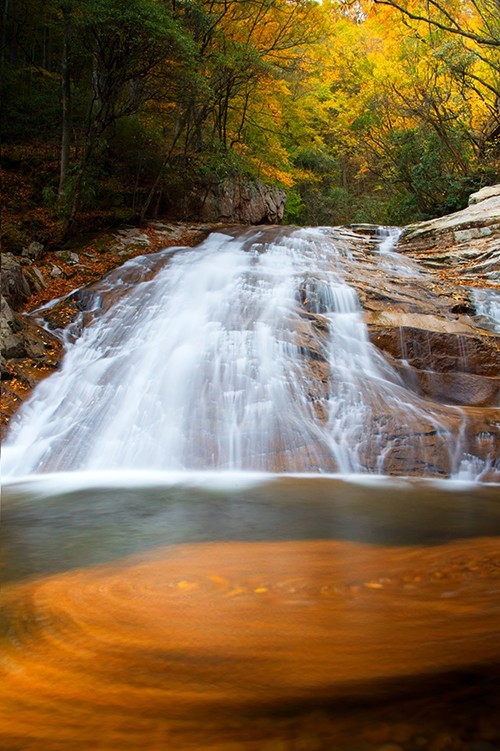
[370,325,499,377]
[2,219,499,477]
[349,223,381,235]
[391,361,498,407]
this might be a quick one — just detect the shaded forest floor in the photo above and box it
[1,141,162,256]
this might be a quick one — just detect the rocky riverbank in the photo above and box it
[399,184,500,285]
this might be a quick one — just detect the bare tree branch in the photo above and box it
[373,0,500,47]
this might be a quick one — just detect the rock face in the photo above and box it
[195,179,286,224]
[1,253,60,371]
[335,226,498,478]
[468,185,500,205]
[399,184,500,284]
[1,253,62,432]
[388,188,499,411]
[359,189,498,478]
[1,253,32,308]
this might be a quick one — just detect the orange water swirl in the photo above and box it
[1,538,500,750]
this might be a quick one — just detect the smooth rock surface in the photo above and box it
[399,185,500,284]
[469,185,500,205]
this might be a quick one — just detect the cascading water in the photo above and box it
[472,287,500,333]
[2,226,495,479]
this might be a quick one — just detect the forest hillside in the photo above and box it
[1,0,499,251]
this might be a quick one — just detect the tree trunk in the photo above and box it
[58,2,72,201]
[139,109,184,225]
[62,128,96,240]
[1,0,9,67]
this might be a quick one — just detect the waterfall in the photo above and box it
[377,226,402,255]
[2,227,494,479]
[472,287,500,333]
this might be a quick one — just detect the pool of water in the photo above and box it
[2,473,500,582]
[1,474,500,750]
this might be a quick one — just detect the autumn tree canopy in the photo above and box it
[1,0,499,241]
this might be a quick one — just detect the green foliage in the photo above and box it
[0,63,60,142]
[110,117,165,181]
[294,149,338,177]
[382,126,477,217]
[197,146,249,184]
[283,190,306,224]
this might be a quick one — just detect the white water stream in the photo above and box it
[472,287,500,333]
[2,227,494,479]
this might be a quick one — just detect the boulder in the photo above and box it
[22,265,46,293]
[198,179,286,224]
[0,296,24,363]
[1,253,31,309]
[50,264,63,278]
[22,241,44,261]
[54,250,80,264]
